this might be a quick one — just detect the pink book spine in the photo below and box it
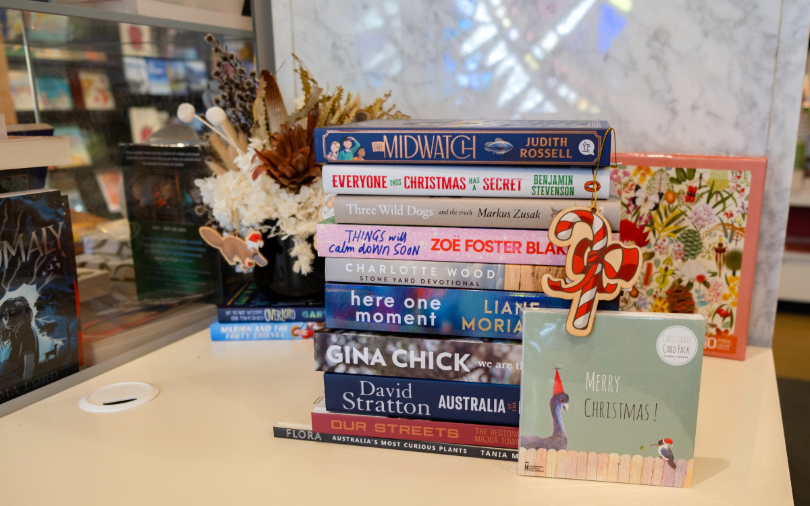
[316,222,617,265]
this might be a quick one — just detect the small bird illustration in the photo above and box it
[199,227,268,272]
[484,138,513,155]
[650,438,676,469]
[519,366,568,451]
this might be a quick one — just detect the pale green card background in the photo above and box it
[519,310,704,460]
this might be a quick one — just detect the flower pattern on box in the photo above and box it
[616,166,749,356]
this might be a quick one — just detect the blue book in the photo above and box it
[315,119,612,167]
[324,373,521,426]
[209,321,323,341]
[325,283,617,339]
[219,282,325,323]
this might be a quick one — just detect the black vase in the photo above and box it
[253,233,325,303]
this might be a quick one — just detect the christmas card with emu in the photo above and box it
[518,309,704,488]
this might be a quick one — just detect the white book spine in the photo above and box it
[322,164,610,199]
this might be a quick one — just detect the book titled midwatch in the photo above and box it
[324,373,521,425]
[312,407,519,449]
[314,329,522,384]
[322,165,610,199]
[317,218,618,266]
[314,119,613,167]
[326,258,564,292]
[518,309,704,488]
[332,194,620,229]
[325,283,617,339]
[209,321,324,341]
[219,282,325,323]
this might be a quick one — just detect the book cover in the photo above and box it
[52,125,92,168]
[325,283,617,339]
[8,70,34,111]
[315,119,612,167]
[275,390,519,462]
[325,257,564,292]
[166,61,189,95]
[219,282,325,323]
[77,70,115,110]
[614,153,767,360]
[517,309,704,488]
[312,407,519,449]
[332,194,620,229]
[119,23,156,57]
[0,190,80,405]
[314,329,522,384]
[36,75,73,111]
[145,59,171,95]
[185,61,208,92]
[210,321,324,341]
[317,218,618,266]
[323,165,610,199]
[128,107,169,143]
[123,57,149,95]
[324,373,521,425]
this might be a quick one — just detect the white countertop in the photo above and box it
[0,331,793,505]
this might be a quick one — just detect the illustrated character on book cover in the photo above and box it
[0,193,79,402]
[337,136,362,161]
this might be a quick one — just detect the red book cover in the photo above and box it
[312,409,518,449]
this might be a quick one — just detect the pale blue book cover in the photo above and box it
[518,309,704,488]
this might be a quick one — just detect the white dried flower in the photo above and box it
[205,106,228,126]
[177,103,196,123]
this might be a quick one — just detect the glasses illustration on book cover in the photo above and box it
[0,192,79,404]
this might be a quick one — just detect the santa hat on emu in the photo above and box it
[553,367,565,396]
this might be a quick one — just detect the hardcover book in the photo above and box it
[219,282,324,323]
[0,190,80,405]
[323,165,610,199]
[314,329,522,384]
[275,390,519,462]
[324,373,521,425]
[325,258,564,292]
[315,119,613,167]
[325,283,617,339]
[614,153,766,360]
[312,406,519,449]
[317,218,617,266]
[518,309,704,488]
[210,321,324,341]
[332,194,620,229]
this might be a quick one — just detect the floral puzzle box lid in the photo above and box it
[518,309,704,488]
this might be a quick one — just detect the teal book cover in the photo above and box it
[518,309,704,488]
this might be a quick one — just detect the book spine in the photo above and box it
[217,307,326,323]
[312,410,519,449]
[325,257,564,292]
[332,194,621,229]
[209,321,316,341]
[272,427,519,462]
[314,330,522,383]
[317,222,617,266]
[324,373,521,425]
[314,128,611,167]
[322,165,610,198]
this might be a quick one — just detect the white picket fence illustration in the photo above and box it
[518,448,693,488]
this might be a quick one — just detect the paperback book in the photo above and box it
[275,390,519,462]
[322,165,610,199]
[325,257,564,292]
[210,321,324,341]
[312,406,519,449]
[518,309,704,488]
[324,373,521,425]
[324,283,617,339]
[314,329,522,384]
[315,119,613,167]
[331,194,620,229]
[0,190,80,405]
[317,218,617,266]
[76,70,115,110]
[219,282,325,323]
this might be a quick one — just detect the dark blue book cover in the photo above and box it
[219,282,325,323]
[0,190,79,404]
[315,119,612,167]
[325,283,617,339]
[324,373,520,426]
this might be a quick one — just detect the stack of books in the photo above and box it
[275,120,620,461]
[209,282,325,341]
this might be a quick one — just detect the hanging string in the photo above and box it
[590,127,617,213]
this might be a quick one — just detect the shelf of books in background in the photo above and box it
[273,119,626,462]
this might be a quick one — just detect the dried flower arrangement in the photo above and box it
[181,36,407,275]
